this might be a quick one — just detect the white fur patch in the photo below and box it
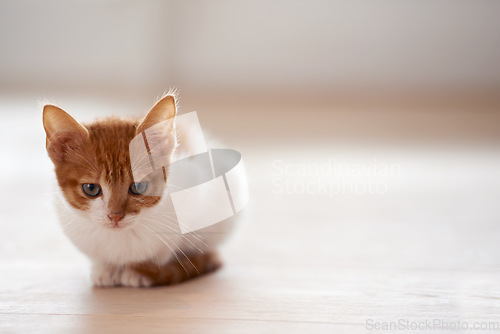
[55,188,179,267]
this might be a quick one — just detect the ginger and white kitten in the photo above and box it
[43,94,224,287]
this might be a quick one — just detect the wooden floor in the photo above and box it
[1,98,500,333]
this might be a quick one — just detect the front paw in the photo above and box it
[120,267,153,287]
[91,264,121,287]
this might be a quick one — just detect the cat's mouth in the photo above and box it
[108,222,127,229]
[104,215,134,230]
[104,222,133,230]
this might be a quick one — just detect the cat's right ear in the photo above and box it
[42,105,88,163]
[136,95,177,134]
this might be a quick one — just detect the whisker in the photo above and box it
[147,220,207,253]
[160,231,199,275]
[142,224,189,274]
[151,215,208,247]
[71,150,98,173]
[138,226,161,268]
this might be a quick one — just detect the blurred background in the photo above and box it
[1,0,499,145]
[1,0,500,330]
[2,0,500,98]
[2,0,500,282]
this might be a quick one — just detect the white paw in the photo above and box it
[120,267,153,288]
[91,264,121,287]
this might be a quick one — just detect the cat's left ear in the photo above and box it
[137,95,177,134]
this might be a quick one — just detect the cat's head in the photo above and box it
[43,95,177,230]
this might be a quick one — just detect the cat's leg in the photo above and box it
[92,261,154,287]
[91,261,122,287]
[130,252,222,286]
[120,266,154,288]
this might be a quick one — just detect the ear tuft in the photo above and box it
[137,94,177,134]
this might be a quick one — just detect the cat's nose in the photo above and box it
[108,212,125,224]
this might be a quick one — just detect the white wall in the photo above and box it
[169,0,500,93]
[0,0,172,93]
[1,0,500,95]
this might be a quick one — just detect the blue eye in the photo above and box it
[82,184,101,197]
[130,182,148,195]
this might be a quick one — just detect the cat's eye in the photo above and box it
[82,184,101,197]
[129,182,148,195]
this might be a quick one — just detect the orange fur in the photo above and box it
[45,115,165,214]
[133,252,222,286]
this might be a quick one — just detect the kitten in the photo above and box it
[42,93,226,287]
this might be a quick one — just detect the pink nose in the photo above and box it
[108,212,125,224]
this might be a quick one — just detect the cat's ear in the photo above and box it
[137,95,176,134]
[42,105,88,162]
